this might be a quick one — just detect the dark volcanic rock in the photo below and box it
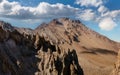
[0,21,83,75]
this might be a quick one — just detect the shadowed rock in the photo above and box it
[1,18,120,75]
[0,21,84,75]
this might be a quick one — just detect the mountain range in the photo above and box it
[0,18,120,75]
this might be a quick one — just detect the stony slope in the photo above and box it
[0,18,120,75]
[111,49,120,75]
[34,18,120,75]
[0,21,83,75]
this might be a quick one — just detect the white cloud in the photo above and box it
[110,10,120,18]
[106,10,120,18]
[77,9,96,21]
[75,0,120,31]
[99,18,117,31]
[98,5,108,13]
[0,0,5,2]
[97,8,120,31]
[0,0,79,19]
[0,0,120,31]
[76,0,103,7]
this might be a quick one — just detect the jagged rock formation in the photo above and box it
[34,18,120,75]
[0,18,120,75]
[0,21,83,75]
[111,49,120,75]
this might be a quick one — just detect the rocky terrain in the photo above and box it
[34,18,120,75]
[111,49,120,75]
[0,18,120,75]
[0,21,83,75]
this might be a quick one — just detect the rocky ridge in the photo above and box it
[34,18,119,51]
[34,18,120,75]
[0,21,83,75]
[0,18,120,75]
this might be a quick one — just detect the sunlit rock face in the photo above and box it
[0,18,120,75]
[0,21,83,75]
[34,18,120,75]
[111,49,120,75]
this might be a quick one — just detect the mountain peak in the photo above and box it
[35,18,119,50]
[0,18,120,75]
[58,17,81,23]
[49,18,63,26]
[48,18,81,26]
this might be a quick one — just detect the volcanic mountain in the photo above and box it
[0,18,120,75]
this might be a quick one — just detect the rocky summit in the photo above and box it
[0,18,120,75]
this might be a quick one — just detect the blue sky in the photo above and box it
[0,0,120,42]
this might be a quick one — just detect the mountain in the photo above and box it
[0,18,120,75]
[0,21,83,75]
[34,18,119,51]
[34,18,120,75]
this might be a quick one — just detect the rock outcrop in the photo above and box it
[0,21,83,75]
[0,18,120,75]
[111,49,120,75]
[34,18,120,75]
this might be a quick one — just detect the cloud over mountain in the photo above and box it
[0,0,79,19]
[0,0,120,31]
[76,0,120,31]
[99,17,117,31]
[77,9,96,21]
